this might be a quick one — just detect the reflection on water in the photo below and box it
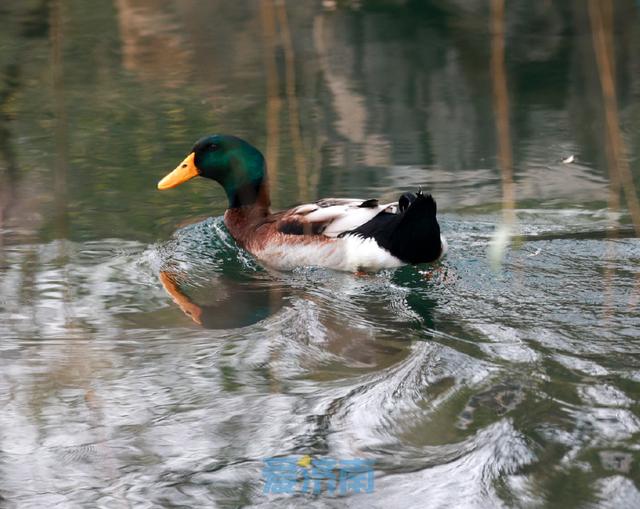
[155,217,288,329]
[2,0,640,507]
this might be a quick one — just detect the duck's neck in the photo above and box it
[221,152,271,210]
[227,180,271,210]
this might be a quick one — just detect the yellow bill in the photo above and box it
[158,153,200,190]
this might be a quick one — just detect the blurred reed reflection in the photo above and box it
[489,0,517,272]
[587,0,640,311]
[50,0,68,240]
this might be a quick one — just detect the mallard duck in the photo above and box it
[158,134,447,272]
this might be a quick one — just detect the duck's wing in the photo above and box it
[274,198,397,237]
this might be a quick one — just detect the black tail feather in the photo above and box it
[345,191,442,265]
[399,193,416,212]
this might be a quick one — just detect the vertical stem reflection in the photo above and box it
[489,0,516,271]
[0,115,17,270]
[588,0,640,311]
[260,0,282,205]
[50,0,69,240]
[51,8,129,505]
[0,61,20,268]
[50,0,72,330]
[260,2,285,393]
[275,0,309,203]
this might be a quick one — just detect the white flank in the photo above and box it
[248,196,447,272]
[254,235,405,272]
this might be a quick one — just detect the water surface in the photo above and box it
[1,0,640,507]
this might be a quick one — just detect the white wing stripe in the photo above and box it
[287,198,398,238]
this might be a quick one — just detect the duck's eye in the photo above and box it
[208,143,220,151]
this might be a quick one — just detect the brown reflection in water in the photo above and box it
[588,0,640,312]
[116,0,191,84]
[489,0,517,273]
[259,0,309,205]
[50,3,131,507]
[50,0,68,240]
[0,72,18,267]
[50,0,72,330]
[490,0,514,212]
[275,0,308,204]
[0,4,53,261]
[260,0,282,203]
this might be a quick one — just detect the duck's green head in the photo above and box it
[158,134,267,208]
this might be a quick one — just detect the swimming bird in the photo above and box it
[158,134,447,272]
